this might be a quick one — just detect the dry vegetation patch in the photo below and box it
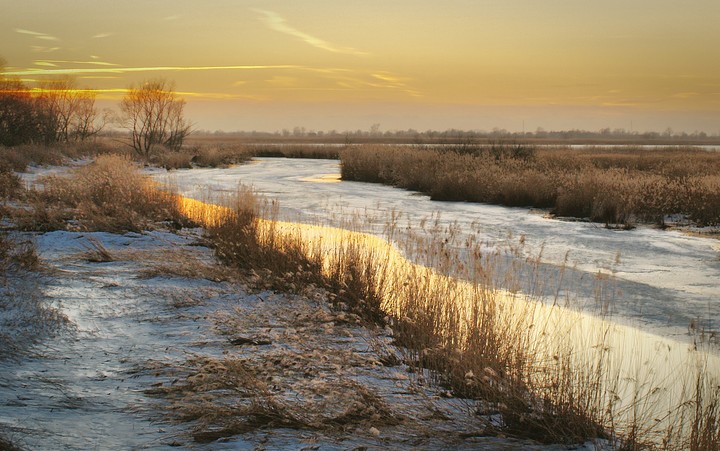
[15,154,192,232]
[0,233,68,361]
[340,145,720,227]
[186,188,720,449]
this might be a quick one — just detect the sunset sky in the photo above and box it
[2,0,720,133]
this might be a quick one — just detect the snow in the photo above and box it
[2,229,584,449]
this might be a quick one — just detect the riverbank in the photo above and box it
[2,153,716,448]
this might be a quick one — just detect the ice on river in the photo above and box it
[151,158,720,345]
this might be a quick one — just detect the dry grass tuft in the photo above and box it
[0,161,22,199]
[204,190,325,294]
[1,233,68,361]
[82,237,114,263]
[15,154,193,233]
[0,232,41,274]
[136,248,238,283]
[0,433,21,451]
[148,355,399,443]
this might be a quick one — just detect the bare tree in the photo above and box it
[70,91,107,141]
[0,61,41,146]
[31,76,104,144]
[119,79,191,157]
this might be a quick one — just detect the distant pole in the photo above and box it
[522,120,525,134]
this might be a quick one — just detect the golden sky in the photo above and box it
[2,0,719,133]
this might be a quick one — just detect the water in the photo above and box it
[156,158,720,442]
[154,157,720,345]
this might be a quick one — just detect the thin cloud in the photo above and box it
[47,87,264,101]
[5,63,421,98]
[39,60,120,67]
[15,28,45,36]
[15,28,59,41]
[4,64,304,76]
[31,46,61,53]
[92,33,113,39]
[253,9,368,56]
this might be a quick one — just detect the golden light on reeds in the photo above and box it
[176,192,720,445]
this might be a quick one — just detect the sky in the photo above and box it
[2,0,720,133]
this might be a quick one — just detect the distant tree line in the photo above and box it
[195,126,718,144]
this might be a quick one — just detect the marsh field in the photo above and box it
[2,140,720,450]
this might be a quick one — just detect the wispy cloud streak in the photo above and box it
[36,60,120,67]
[15,28,59,41]
[253,9,368,56]
[4,64,304,76]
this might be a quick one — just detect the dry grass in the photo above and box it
[245,143,341,160]
[0,232,40,274]
[151,144,252,169]
[81,237,114,263]
[179,189,720,448]
[136,248,238,283]
[15,154,193,232]
[340,145,720,226]
[0,140,130,172]
[147,354,398,443]
[0,160,22,199]
[184,191,611,444]
[1,233,68,361]
[0,145,65,172]
[0,433,21,451]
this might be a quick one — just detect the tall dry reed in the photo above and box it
[185,187,720,448]
[340,145,720,226]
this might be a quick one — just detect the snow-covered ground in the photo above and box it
[2,228,587,449]
[152,158,720,346]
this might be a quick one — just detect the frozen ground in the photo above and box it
[152,158,720,346]
[1,228,588,449]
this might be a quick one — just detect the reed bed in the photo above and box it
[340,145,720,226]
[178,189,720,448]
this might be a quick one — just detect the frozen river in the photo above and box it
[153,158,720,347]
